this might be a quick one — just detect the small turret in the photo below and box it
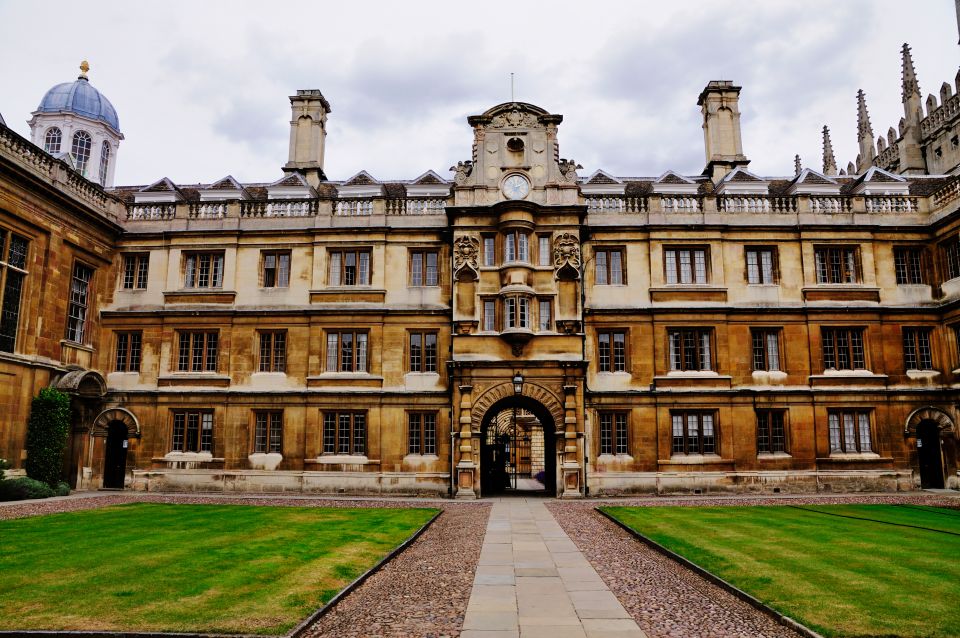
[856,90,876,173]
[822,126,838,176]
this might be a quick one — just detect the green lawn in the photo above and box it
[601,504,960,638]
[0,502,437,634]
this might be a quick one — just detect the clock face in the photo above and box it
[502,174,530,200]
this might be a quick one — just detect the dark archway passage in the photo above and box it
[917,420,945,489]
[103,421,128,489]
[480,396,556,497]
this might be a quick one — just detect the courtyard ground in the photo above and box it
[1,491,958,637]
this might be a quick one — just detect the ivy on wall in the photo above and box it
[24,387,72,488]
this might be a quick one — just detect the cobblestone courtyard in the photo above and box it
[2,491,958,637]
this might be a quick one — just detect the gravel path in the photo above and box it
[0,492,491,638]
[547,494,960,638]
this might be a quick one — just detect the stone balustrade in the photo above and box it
[864,195,918,213]
[809,196,850,213]
[660,195,701,213]
[717,195,796,213]
[127,203,176,220]
[585,196,649,214]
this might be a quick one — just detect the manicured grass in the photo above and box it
[602,504,960,638]
[0,503,437,634]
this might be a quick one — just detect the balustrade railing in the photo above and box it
[127,203,176,220]
[585,196,648,213]
[809,196,850,213]
[933,179,960,209]
[864,195,918,213]
[335,199,374,216]
[660,195,701,213]
[188,202,228,219]
[386,197,446,214]
[717,195,796,213]
[240,199,319,217]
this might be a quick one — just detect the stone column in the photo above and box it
[560,381,582,498]
[455,382,478,499]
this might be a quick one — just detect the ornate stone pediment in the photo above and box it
[553,232,581,280]
[453,235,480,281]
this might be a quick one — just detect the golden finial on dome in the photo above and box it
[79,60,89,79]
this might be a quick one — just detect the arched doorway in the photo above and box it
[917,420,945,489]
[480,396,556,496]
[103,422,128,489]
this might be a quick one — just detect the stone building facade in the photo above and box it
[2,48,960,497]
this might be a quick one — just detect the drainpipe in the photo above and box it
[580,236,591,497]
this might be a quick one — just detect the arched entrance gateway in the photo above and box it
[91,407,141,489]
[905,407,956,489]
[480,396,557,496]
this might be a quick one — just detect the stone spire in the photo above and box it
[898,43,926,174]
[901,43,920,101]
[794,154,802,176]
[822,126,838,175]
[856,90,876,172]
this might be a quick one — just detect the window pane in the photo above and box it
[600,413,612,455]
[615,413,628,454]
[353,413,366,454]
[269,413,282,453]
[484,237,495,266]
[746,250,759,284]
[610,251,623,285]
[858,413,872,453]
[255,413,267,453]
[410,332,422,371]
[323,414,336,453]
[539,236,551,266]
[277,253,290,287]
[596,251,607,285]
[326,333,338,371]
[426,252,438,286]
[665,250,677,284]
[694,250,707,283]
[423,413,436,455]
[172,413,185,452]
[425,333,437,372]
[671,414,684,453]
[329,252,341,285]
[539,300,551,331]
[828,413,842,452]
[408,413,421,454]
[411,252,423,286]
[358,252,370,285]
[843,413,857,452]
[766,332,780,371]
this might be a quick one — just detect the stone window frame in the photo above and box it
[670,410,718,456]
[407,411,438,456]
[744,245,779,285]
[253,410,283,454]
[902,326,934,371]
[120,253,149,290]
[324,330,368,373]
[260,250,291,288]
[114,330,142,373]
[827,409,873,454]
[171,409,214,453]
[597,329,629,373]
[328,247,372,286]
[504,230,530,263]
[594,246,626,285]
[814,245,861,284]
[893,246,926,285]
[598,411,629,456]
[664,245,709,285]
[408,329,438,373]
[941,236,960,282]
[0,227,29,353]
[66,260,95,344]
[756,409,788,454]
[751,328,782,372]
[176,330,219,373]
[408,248,440,287]
[322,411,366,455]
[183,251,224,289]
[258,330,286,373]
[821,326,867,371]
[667,327,714,372]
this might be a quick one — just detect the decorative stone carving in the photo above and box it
[558,159,582,183]
[553,232,581,280]
[489,110,543,130]
[453,235,480,281]
[450,160,473,185]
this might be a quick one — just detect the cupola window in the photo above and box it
[98,141,110,185]
[44,128,62,154]
[71,130,92,175]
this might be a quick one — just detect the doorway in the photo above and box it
[917,420,945,489]
[103,421,128,489]
[480,397,556,496]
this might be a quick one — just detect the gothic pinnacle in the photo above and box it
[822,125,838,175]
[857,90,874,140]
[901,43,920,101]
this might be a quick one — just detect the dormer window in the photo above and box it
[98,142,110,186]
[44,127,61,154]
[71,130,92,175]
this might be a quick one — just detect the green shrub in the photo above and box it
[24,387,71,488]
[0,458,10,481]
[55,482,70,496]
[0,477,55,501]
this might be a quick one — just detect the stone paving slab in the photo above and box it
[462,498,647,638]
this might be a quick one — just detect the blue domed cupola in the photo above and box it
[29,61,124,187]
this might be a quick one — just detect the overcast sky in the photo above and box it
[1,1,957,186]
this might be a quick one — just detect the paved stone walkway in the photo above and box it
[462,497,646,638]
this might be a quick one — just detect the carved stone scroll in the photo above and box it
[553,232,581,280]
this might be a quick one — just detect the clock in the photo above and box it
[502,174,530,200]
